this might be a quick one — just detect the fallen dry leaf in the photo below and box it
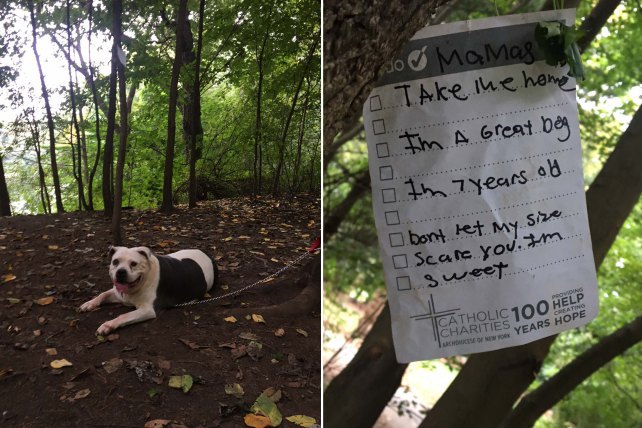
[45,348,58,356]
[224,316,238,323]
[144,419,171,428]
[263,387,282,403]
[243,414,271,428]
[224,383,245,397]
[251,392,282,426]
[50,359,73,369]
[1,273,16,283]
[168,375,193,393]
[296,329,308,337]
[35,296,54,306]
[178,338,200,350]
[247,341,263,361]
[231,344,247,359]
[239,332,258,341]
[251,314,266,324]
[274,328,285,337]
[103,357,123,374]
[73,389,91,400]
[286,415,317,427]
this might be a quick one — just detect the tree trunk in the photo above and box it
[35,137,51,215]
[324,169,371,239]
[324,303,408,428]
[272,35,319,196]
[111,0,127,245]
[87,0,101,212]
[103,30,118,217]
[253,1,275,197]
[323,0,444,150]
[66,0,88,212]
[577,0,623,53]
[188,0,206,208]
[0,154,11,216]
[160,0,188,213]
[291,76,311,193]
[26,113,51,214]
[28,0,64,213]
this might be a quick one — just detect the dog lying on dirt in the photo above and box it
[79,246,218,335]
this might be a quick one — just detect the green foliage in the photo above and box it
[0,0,320,214]
[536,201,642,428]
[534,21,584,80]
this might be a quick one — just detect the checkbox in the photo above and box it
[389,232,404,247]
[379,166,393,181]
[382,188,396,203]
[385,211,400,225]
[396,276,411,291]
[376,143,390,158]
[372,119,386,135]
[370,95,382,111]
[392,254,408,269]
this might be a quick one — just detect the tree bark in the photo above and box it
[160,0,188,213]
[0,154,11,216]
[324,0,444,150]
[577,0,623,53]
[28,0,64,213]
[188,0,206,208]
[111,0,127,245]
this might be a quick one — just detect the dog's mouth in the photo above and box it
[114,276,142,294]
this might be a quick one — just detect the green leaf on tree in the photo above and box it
[535,21,585,81]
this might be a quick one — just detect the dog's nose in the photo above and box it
[116,268,127,282]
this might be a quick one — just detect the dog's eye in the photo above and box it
[112,259,119,266]
[130,261,138,268]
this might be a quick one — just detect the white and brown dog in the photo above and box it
[79,246,218,335]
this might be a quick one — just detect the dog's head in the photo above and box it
[108,246,152,294]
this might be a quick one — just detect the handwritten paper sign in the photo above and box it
[364,10,598,362]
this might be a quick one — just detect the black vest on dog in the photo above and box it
[153,255,215,310]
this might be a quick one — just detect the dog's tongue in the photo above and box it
[114,282,130,294]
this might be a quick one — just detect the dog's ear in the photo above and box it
[108,245,118,258]
[137,247,151,259]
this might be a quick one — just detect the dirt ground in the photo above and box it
[0,196,321,428]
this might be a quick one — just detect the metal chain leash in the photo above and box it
[173,249,318,308]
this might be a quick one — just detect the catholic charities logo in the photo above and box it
[410,295,461,348]
[411,295,511,348]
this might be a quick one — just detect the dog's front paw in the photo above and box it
[79,300,98,312]
[97,321,117,335]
